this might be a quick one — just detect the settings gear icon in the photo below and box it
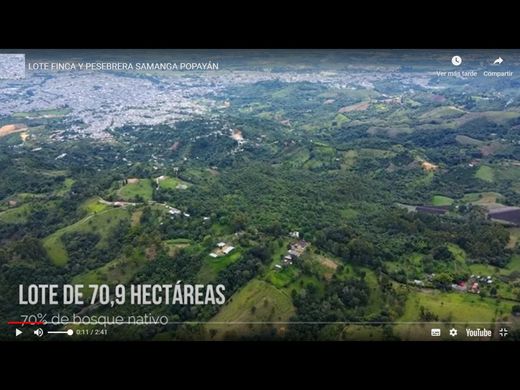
[449,328,458,337]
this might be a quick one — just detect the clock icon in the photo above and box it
[451,55,462,66]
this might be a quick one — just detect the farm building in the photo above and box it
[488,207,520,225]
[289,240,309,257]
[222,246,235,255]
[209,242,235,258]
[278,240,310,268]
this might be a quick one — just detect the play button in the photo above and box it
[15,328,22,337]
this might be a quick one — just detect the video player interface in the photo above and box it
[1,49,519,341]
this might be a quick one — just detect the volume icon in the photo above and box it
[34,328,44,337]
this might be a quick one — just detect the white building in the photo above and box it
[223,246,235,255]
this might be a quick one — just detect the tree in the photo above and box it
[12,237,49,263]
[432,245,454,262]
[419,306,439,321]
[232,213,247,232]
[346,238,375,266]
[0,248,8,265]
[432,273,453,291]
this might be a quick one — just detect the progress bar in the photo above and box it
[22,321,513,325]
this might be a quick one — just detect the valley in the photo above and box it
[1,50,520,340]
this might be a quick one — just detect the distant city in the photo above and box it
[0,62,434,140]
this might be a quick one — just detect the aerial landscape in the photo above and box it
[1,50,520,341]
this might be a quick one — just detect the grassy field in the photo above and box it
[166,238,192,245]
[284,148,311,168]
[480,111,520,124]
[341,150,358,169]
[0,203,31,224]
[207,279,295,340]
[447,243,465,262]
[506,228,520,249]
[333,113,349,127]
[43,208,130,266]
[310,253,339,280]
[262,239,297,288]
[72,255,144,286]
[399,289,512,323]
[446,243,471,274]
[72,248,150,297]
[462,192,503,205]
[468,263,502,276]
[197,249,242,283]
[131,210,142,226]
[164,238,191,256]
[303,144,336,169]
[496,165,520,182]
[475,166,494,182]
[432,195,454,206]
[339,324,386,341]
[420,106,465,120]
[363,268,384,312]
[455,135,483,146]
[53,178,75,196]
[157,176,189,190]
[117,179,153,201]
[81,197,108,214]
[506,254,520,272]
[265,266,300,289]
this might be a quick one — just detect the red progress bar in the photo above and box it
[7,321,45,325]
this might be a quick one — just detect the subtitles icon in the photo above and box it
[431,328,441,337]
